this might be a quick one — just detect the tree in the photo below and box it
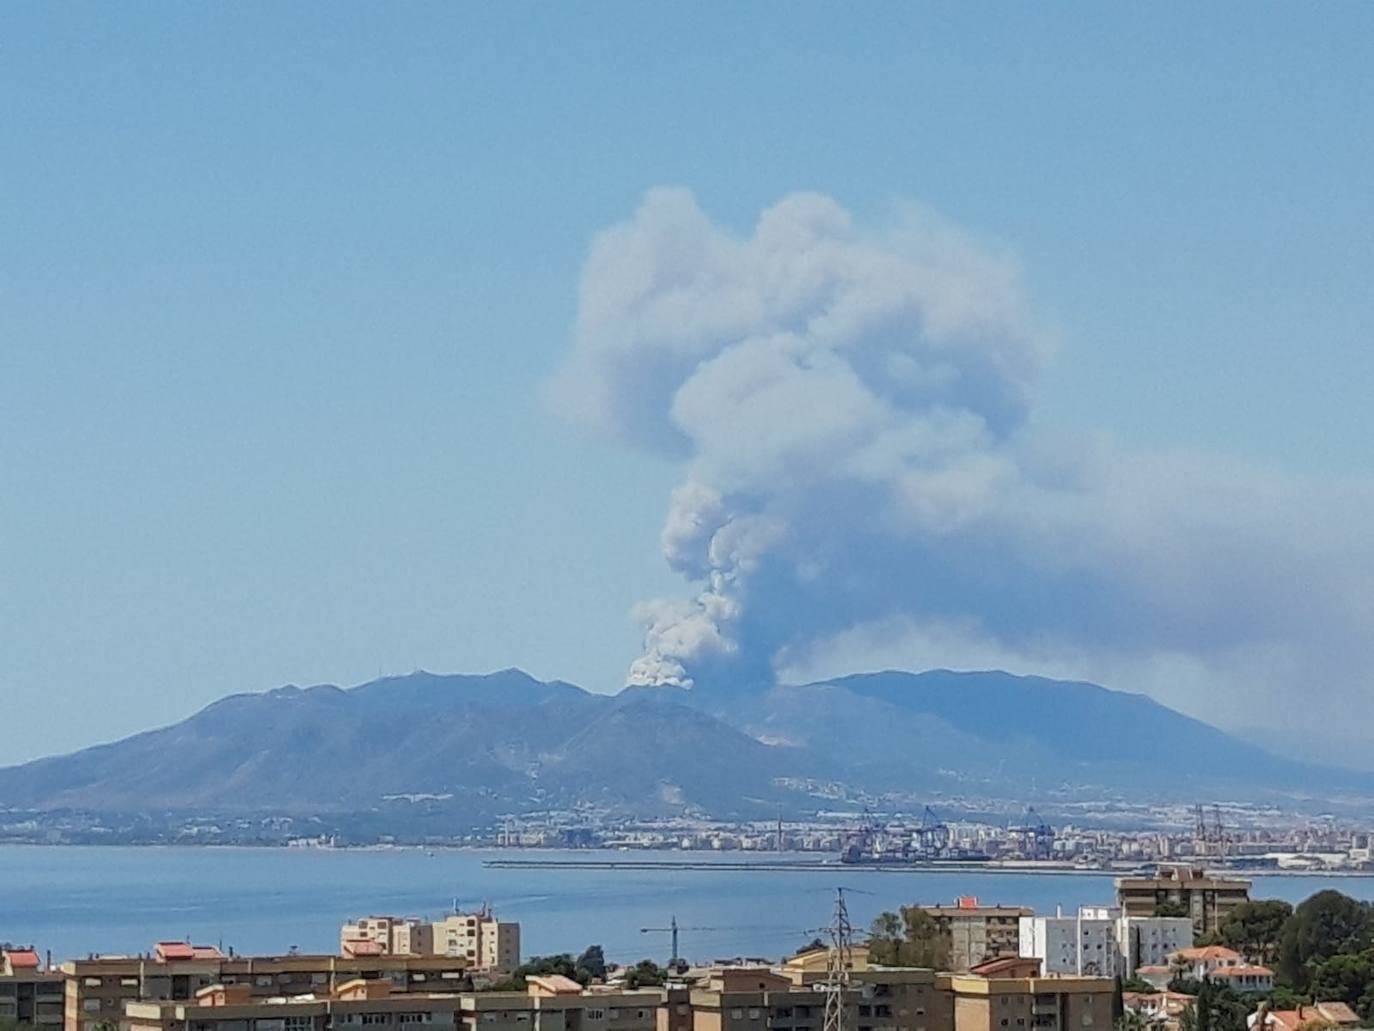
[1156,901,1192,919]
[575,945,608,985]
[1195,980,1214,1031]
[625,959,668,988]
[1268,986,1310,1011]
[868,908,952,970]
[1309,949,1374,1019]
[1279,891,1374,990]
[1217,901,1294,965]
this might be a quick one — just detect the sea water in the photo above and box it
[2,846,1371,964]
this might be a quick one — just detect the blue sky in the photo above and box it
[2,4,1372,763]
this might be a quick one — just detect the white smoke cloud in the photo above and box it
[551,188,1374,736]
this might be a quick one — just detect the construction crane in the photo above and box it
[640,916,728,968]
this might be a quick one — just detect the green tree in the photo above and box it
[1309,949,1374,1019]
[1278,891,1374,990]
[575,945,608,984]
[1195,981,1214,1031]
[868,908,952,970]
[1268,986,1310,1011]
[1217,900,1294,965]
[492,952,584,989]
[625,959,668,988]
[1156,901,1192,919]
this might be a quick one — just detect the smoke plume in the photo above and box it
[551,188,1374,734]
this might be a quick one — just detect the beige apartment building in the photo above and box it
[128,979,655,1031]
[914,903,1032,973]
[939,957,1115,1031]
[341,911,520,974]
[63,943,470,1031]
[340,919,436,959]
[459,976,662,1031]
[1,947,65,1030]
[1115,866,1251,935]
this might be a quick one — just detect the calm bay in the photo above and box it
[3,846,1372,965]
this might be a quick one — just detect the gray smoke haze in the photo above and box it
[552,188,1374,734]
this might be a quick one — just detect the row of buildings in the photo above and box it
[905,865,1252,977]
[4,939,1118,1031]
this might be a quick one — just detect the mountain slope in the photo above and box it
[1,667,1368,822]
[0,670,806,816]
[780,668,1369,798]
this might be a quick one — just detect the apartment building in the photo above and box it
[916,901,1032,973]
[1114,917,1192,975]
[1019,908,1194,978]
[341,911,520,975]
[1,947,64,1030]
[938,957,1114,1031]
[125,979,469,1031]
[432,915,520,974]
[1018,909,1119,977]
[1115,866,1251,935]
[459,976,662,1031]
[63,944,471,1031]
[341,919,436,959]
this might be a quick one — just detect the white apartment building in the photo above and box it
[1020,907,1194,977]
[1116,915,1193,974]
[1020,907,1120,976]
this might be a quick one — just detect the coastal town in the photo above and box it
[14,804,1374,877]
[8,865,1374,1031]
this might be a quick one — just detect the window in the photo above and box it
[609,1010,620,1019]
[361,1016,389,1026]
[587,1011,605,1021]
[730,1011,744,1021]
[121,978,140,988]
[257,977,274,987]
[83,1001,101,1013]
[285,1017,314,1031]
[84,979,103,988]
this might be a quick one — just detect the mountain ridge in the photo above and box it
[0,666,1367,822]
